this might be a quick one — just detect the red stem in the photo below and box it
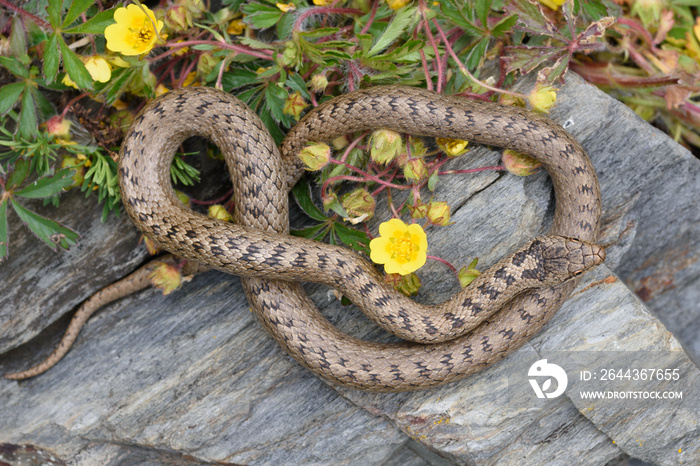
[427,254,458,275]
[0,0,51,29]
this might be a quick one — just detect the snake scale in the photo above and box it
[116,85,602,391]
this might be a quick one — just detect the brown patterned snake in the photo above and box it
[7,85,604,390]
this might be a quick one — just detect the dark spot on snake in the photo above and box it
[499,328,515,340]
[512,249,528,267]
[421,317,438,335]
[477,283,500,300]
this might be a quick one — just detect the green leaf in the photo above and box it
[334,223,370,254]
[369,6,417,57]
[285,73,311,101]
[18,85,37,140]
[62,0,94,28]
[292,180,328,222]
[466,36,489,70]
[291,222,328,240]
[6,157,30,190]
[9,17,27,57]
[265,84,289,124]
[11,201,79,251]
[0,82,25,114]
[44,33,61,83]
[64,8,116,34]
[59,39,93,89]
[221,68,259,91]
[491,14,518,37]
[0,198,8,261]
[241,2,283,29]
[47,0,63,28]
[475,0,491,27]
[15,169,75,199]
[0,56,29,78]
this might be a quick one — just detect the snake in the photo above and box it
[115,85,602,391]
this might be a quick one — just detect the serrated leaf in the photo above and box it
[334,223,370,254]
[475,0,491,27]
[9,17,27,57]
[61,0,93,28]
[504,46,562,74]
[368,6,417,56]
[265,83,288,124]
[241,2,283,29]
[0,82,25,114]
[6,157,30,190]
[44,33,60,83]
[285,73,311,100]
[292,181,328,222]
[0,56,29,78]
[492,14,518,37]
[18,85,37,140]
[15,169,75,199]
[11,201,79,251]
[438,1,483,36]
[47,0,63,28]
[0,198,8,261]
[291,223,328,240]
[466,36,489,70]
[64,9,116,34]
[221,68,259,91]
[59,39,93,89]
[257,105,285,145]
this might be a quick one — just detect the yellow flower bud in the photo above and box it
[164,5,191,33]
[310,74,329,93]
[332,135,349,150]
[322,189,338,212]
[386,272,422,296]
[280,41,299,67]
[426,201,452,226]
[502,149,542,176]
[144,236,161,255]
[299,142,331,171]
[458,258,480,288]
[149,263,182,296]
[408,136,426,158]
[436,138,469,157]
[175,190,191,208]
[283,91,308,120]
[403,158,428,183]
[528,85,557,113]
[370,129,402,165]
[208,204,232,222]
[631,0,664,27]
[45,115,72,139]
[409,200,428,219]
[341,188,376,223]
[61,156,85,187]
[196,52,218,77]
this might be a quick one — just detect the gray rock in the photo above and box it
[1,73,698,464]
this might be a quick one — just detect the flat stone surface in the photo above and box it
[1,73,699,464]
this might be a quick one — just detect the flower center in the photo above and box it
[131,20,154,48]
[389,233,417,264]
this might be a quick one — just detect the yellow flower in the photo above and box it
[694,17,700,43]
[276,3,296,12]
[436,138,469,157]
[227,18,245,35]
[528,84,557,113]
[62,74,78,89]
[370,218,428,275]
[538,0,565,10]
[313,0,333,5]
[84,56,111,82]
[386,0,411,10]
[105,4,164,56]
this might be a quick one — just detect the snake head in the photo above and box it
[535,235,606,282]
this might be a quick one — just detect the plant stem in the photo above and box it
[0,0,51,30]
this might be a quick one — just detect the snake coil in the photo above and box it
[118,85,603,391]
